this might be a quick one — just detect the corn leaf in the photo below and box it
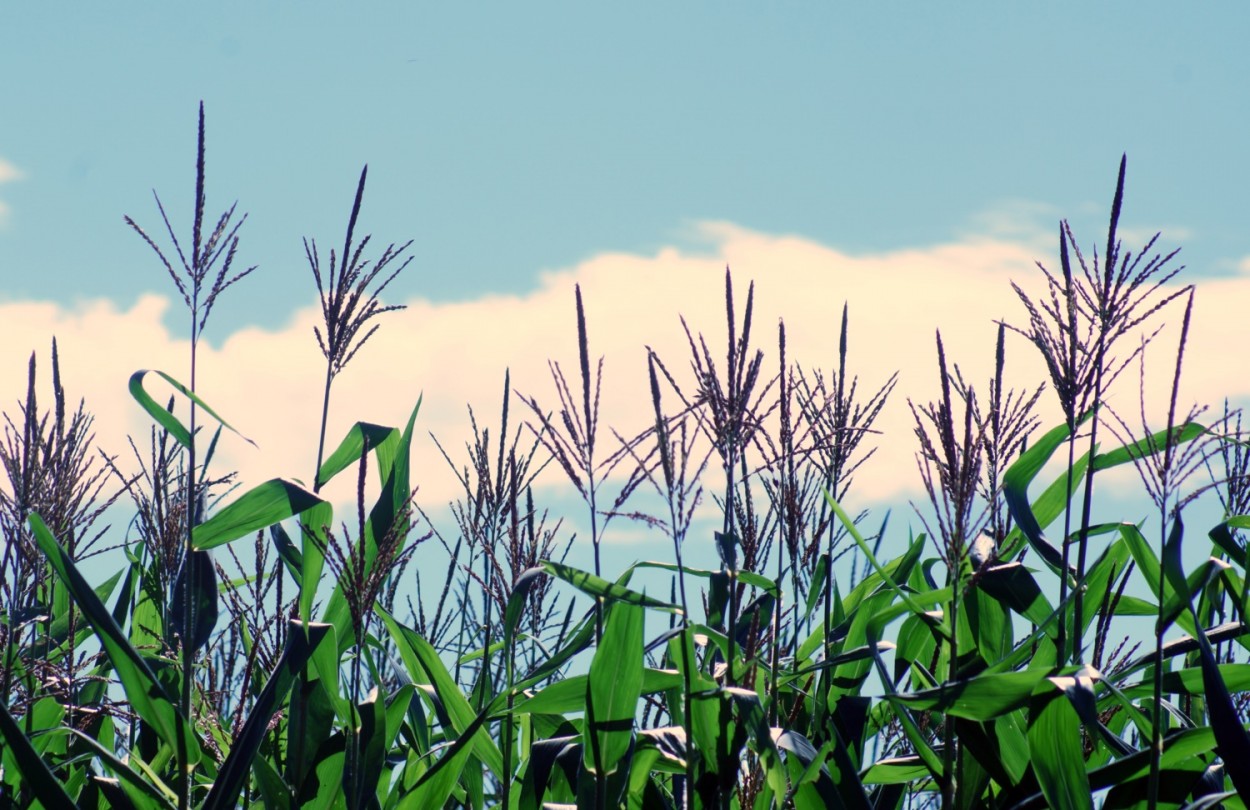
[128,369,252,449]
[192,478,325,551]
[29,512,199,764]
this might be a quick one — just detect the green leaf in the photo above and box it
[516,669,681,717]
[299,500,334,626]
[346,689,388,810]
[823,494,934,620]
[169,549,218,655]
[67,729,176,810]
[896,667,1055,721]
[1091,421,1207,471]
[804,553,829,625]
[1027,675,1093,810]
[202,621,332,810]
[0,701,78,809]
[540,560,680,612]
[1002,414,1092,573]
[631,559,779,596]
[976,562,1054,629]
[367,400,421,564]
[398,705,492,809]
[316,422,400,490]
[1159,516,1250,799]
[29,512,198,763]
[377,608,504,779]
[585,601,644,786]
[270,522,303,580]
[504,567,546,649]
[128,369,252,449]
[193,478,326,550]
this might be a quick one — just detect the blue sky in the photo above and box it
[2,5,1249,573]
[4,6,1248,331]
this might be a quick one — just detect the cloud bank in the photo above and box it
[1,221,1240,525]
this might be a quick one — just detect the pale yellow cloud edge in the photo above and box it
[0,222,1241,519]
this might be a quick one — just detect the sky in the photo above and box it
[3,5,1250,577]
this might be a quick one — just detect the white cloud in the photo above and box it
[0,222,1236,533]
[0,158,21,184]
[0,157,23,227]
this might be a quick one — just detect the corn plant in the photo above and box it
[4,111,1250,810]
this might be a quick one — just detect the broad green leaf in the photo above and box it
[270,522,303,580]
[367,399,421,564]
[346,689,388,810]
[251,756,291,810]
[299,500,334,625]
[67,729,176,810]
[861,755,929,786]
[585,600,644,792]
[804,553,830,624]
[504,567,546,649]
[192,478,325,550]
[896,667,1055,720]
[316,421,400,490]
[976,562,1054,630]
[1028,676,1092,810]
[398,706,492,810]
[1209,515,1250,570]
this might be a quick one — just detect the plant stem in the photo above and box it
[1147,511,1166,810]
[178,290,199,810]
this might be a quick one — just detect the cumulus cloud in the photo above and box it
[0,221,1236,528]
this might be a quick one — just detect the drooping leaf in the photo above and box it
[270,522,303,580]
[1002,414,1092,573]
[128,369,253,449]
[504,567,547,648]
